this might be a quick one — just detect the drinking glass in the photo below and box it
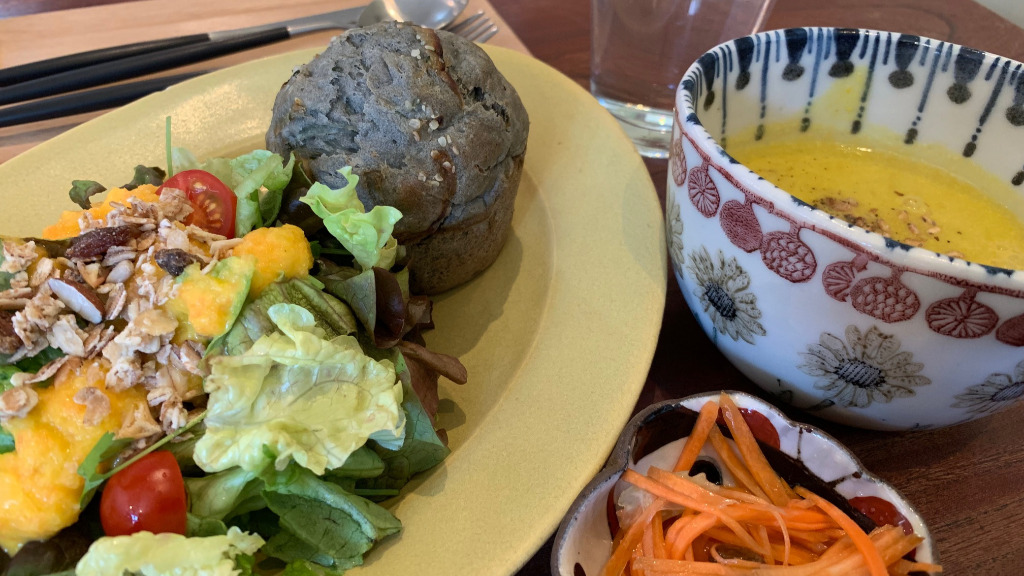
[591,0,776,158]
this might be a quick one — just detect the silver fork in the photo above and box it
[445,11,500,43]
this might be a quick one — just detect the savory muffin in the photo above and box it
[266,21,529,294]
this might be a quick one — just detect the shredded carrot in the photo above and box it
[642,518,657,558]
[718,393,793,506]
[630,543,644,576]
[794,486,888,576]
[601,496,667,576]
[667,512,718,560]
[665,512,696,548]
[623,469,765,554]
[691,535,711,563]
[768,542,818,565]
[652,511,668,559]
[599,393,940,576]
[707,426,769,500]
[674,400,720,472]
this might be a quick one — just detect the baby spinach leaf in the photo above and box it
[124,165,165,190]
[0,429,13,455]
[68,180,106,209]
[259,464,401,571]
[76,432,134,508]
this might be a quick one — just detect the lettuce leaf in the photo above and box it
[186,466,264,522]
[75,432,134,507]
[357,370,449,494]
[213,278,358,358]
[0,428,12,455]
[186,513,229,538]
[74,527,264,576]
[299,168,401,271]
[194,303,404,476]
[184,459,402,574]
[280,559,343,575]
[259,464,401,572]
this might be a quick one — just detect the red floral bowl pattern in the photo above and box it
[550,391,935,575]
[669,28,1024,429]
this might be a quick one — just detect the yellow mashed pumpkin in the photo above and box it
[727,127,1024,269]
[0,359,148,555]
[41,185,161,240]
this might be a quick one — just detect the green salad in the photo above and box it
[0,131,465,575]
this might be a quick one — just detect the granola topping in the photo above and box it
[73,386,112,427]
[0,240,39,274]
[4,191,217,429]
[0,386,38,421]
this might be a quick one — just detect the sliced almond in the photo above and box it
[105,260,135,284]
[47,277,105,324]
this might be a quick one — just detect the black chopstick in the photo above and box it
[0,36,208,87]
[0,27,288,106]
[0,71,204,128]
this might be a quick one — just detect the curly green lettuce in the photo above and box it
[74,527,264,576]
[299,167,402,271]
[194,303,405,476]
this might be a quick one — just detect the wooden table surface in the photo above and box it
[2,0,1023,574]
[496,2,1024,574]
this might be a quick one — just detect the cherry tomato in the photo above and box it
[157,169,237,237]
[100,451,187,537]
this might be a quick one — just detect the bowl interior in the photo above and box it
[551,392,935,576]
[683,28,1024,213]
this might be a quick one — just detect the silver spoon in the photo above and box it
[357,0,471,29]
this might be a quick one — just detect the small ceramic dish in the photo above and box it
[550,391,935,575]
[669,28,1024,430]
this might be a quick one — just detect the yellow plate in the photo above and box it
[0,46,667,575]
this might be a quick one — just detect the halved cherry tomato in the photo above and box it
[157,169,237,238]
[99,451,187,537]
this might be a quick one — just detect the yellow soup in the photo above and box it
[727,130,1024,270]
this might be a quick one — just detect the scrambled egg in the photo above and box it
[41,185,161,240]
[231,224,313,295]
[0,359,147,554]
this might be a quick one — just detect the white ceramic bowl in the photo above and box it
[550,391,935,575]
[668,28,1024,430]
